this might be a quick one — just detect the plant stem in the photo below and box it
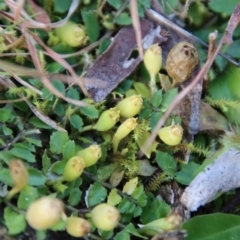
[79,124,95,133]
[149,73,157,95]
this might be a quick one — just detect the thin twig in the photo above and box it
[130,0,144,59]
[4,129,41,150]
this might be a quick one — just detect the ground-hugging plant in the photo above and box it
[1,1,240,240]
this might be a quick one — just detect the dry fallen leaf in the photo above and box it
[85,19,166,102]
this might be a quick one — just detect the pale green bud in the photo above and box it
[93,107,120,131]
[116,95,143,117]
[62,156,85,182]
[91,203,120,231]
[26,197,64,230]
[55,21,88,47]
[144,44,162,77]
[66,217,91,237]
[158,123,183,146]
[146,212,182,231]
[77,144,102,167]
[113,118,137,153]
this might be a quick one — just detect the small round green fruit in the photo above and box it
[90,203,120,231]
[26,197,64,230]
[66,216,91,237]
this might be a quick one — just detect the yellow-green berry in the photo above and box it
[158,123,183,146]
[116,95,143,117]
[77,144,102,167]
[144,44,162,76]
[65,217,91,237]
[26,197,64,230]
[112,118,137,153]
[62,156,85,182]
[55,21,88,47]
[90,203,120,231]
[93,107,120,131]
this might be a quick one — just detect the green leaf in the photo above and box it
[107,188,122,206]
[54,0,72,13]
[50,131,69,154]
[97,163,119,181]
[87,182,107,207]
[98,229,114,239]
[29,116,52,129]
[114,230,130,240]
[208,65,240,124]
[141,194,168,224]
[28,168,47,186]
[42,150,51,175]
[125,223,148,239]
[10,147,35,162]
[156,151,177,177]
[0,168,12,186]
[4,206,26,235]
[175,162,200,185]
[70,114,83,130]
[183,213,240,240]
[138,0,150,8]
[80,105,99,119]
[36,230,47,240]
[161,88,178,112]
[46,62,64,73]
[107,0,122,9]
[0,108,11,122]
[68,188,82,206]
[139,108,152,120]
[62,140,75,160]
[118,197,131,213]
[13,142,35,152]
[50,220,65,231]
[0,138,6,147]
[133,205,142,217]
[3,124,13,135]
[81,11,100,43]
[131,186,148,207]
[52,159,67,175]
[208,0,239,16]
[150,111,163,129]
[24,137,42,147]
[54,102,65,117]
[115,13,132,25]
[151,89,162,108]
[66,87,80,100]
[17,186,39,210]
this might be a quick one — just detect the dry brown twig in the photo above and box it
[130,0,144,59]
[141,3,240,156]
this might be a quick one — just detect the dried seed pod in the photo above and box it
[5,159,29,200]
[166,42,199,84]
